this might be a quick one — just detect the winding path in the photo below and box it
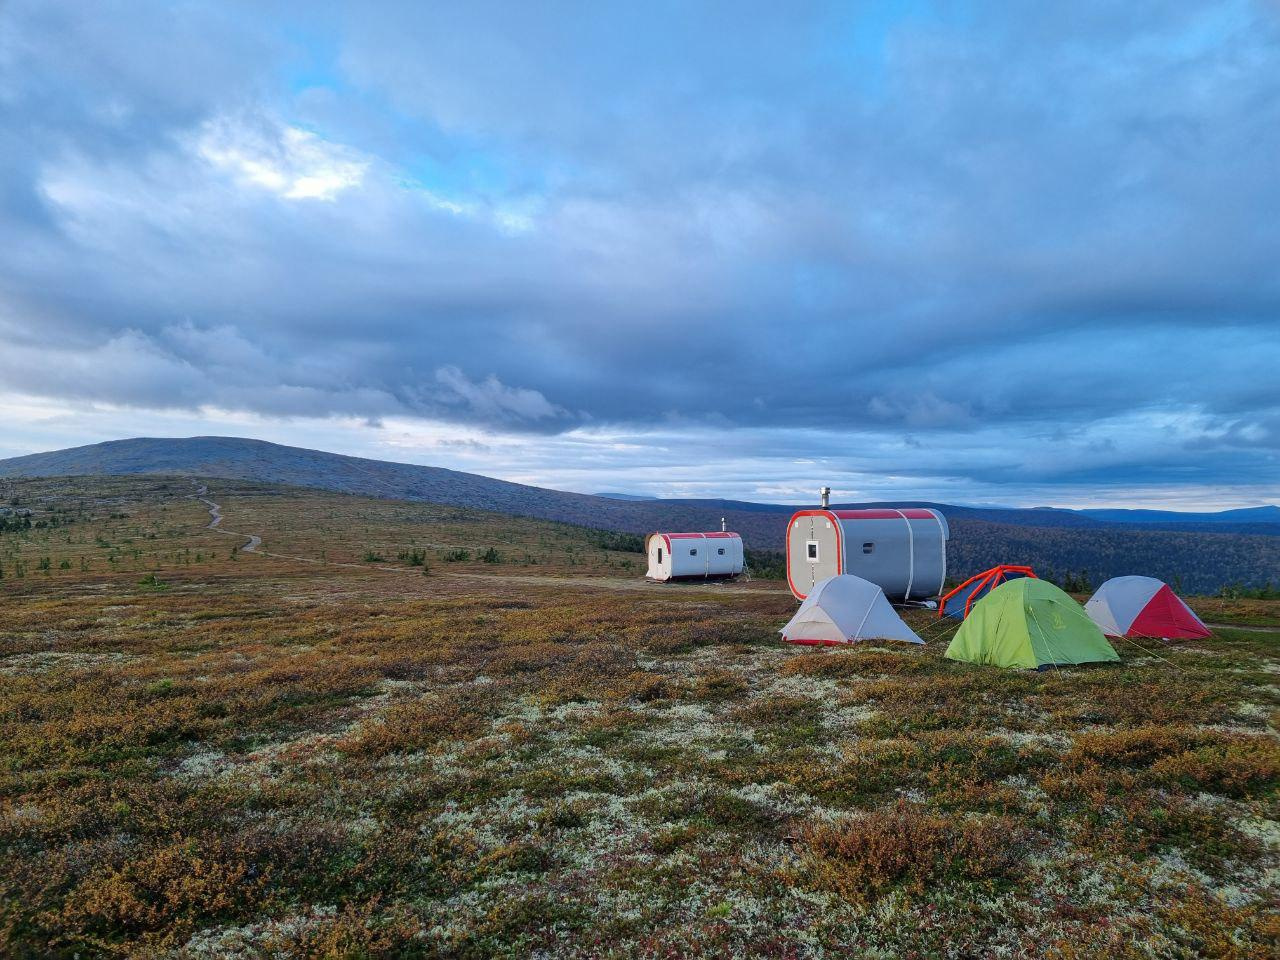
[191,483,262,553]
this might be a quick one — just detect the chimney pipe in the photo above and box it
[820,486,831,509]
[721,516,727,532]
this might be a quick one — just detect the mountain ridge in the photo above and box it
[2,436,1277,591]
[1,436,1273,527]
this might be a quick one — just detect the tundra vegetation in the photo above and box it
[0,476,1277,957]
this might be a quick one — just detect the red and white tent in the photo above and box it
[1084,576,1211,640]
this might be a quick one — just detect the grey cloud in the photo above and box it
[430,366,563,424]
[0,0,1277,502]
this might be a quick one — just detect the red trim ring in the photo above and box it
[830,508,939,520]
[785,510,843,600]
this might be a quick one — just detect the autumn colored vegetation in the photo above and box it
[0,476,1276,957]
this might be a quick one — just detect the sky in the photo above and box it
[1,1,1278,508]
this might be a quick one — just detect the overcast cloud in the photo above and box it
[1,1,1277,506]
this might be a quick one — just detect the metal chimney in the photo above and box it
[820,486,831,508]
[721,517,727,532]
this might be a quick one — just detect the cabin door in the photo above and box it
[795,515,840,592]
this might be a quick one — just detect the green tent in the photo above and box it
[945,577,1120,669]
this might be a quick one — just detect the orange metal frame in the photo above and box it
[937,564,1037,618]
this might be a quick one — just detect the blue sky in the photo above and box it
[1,1,1277,508]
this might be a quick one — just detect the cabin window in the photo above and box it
[806,540,819,562]
[657,548,663,563]
[717,547,725,555]
[689,548,698,556]
[863,542,875,554]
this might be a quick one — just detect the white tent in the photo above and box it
[781,574,924,646]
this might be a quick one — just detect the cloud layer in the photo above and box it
[1,1,1277,505]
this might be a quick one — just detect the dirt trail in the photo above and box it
[190,484,265,556]
[186,481,787,596]
[1204,621,1280,634]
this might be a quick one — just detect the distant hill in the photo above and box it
[1079,505,1280,525]
[0,436,789,537]
[1,436,1277,591]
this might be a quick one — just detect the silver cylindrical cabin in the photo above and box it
[645,532,744,581]
[786,508,949,601]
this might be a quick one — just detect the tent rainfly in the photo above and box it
[945,578,1119,669]
[1085,576,1211,640]
[938,564,1037,619]
[785,506,949,602]
[781,575,924,646]
[645,531,744,581]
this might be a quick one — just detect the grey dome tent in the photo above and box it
[781,575,924,646]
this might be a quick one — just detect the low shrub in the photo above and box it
[645,619,775,655]
[688,670,749,703]
[780,648,932,679]
[1151,738,1280,798]
[609,671,674,703]
[731,695,826,746]
[801,803,1028,902]
[1064,726,1279,798]
[1068,725,1218,767]
[337,692,490,757]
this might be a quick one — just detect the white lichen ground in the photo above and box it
[163,636,1280,959]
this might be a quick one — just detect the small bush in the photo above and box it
[144,678,175,698]
[1151,739,1280,798]
[1069,725,1217,767]
[801,803,1028,902]
[1065,727,1279,798]
[536,797,594,830]
[262,901,421,958]
[732,695,825,746]
[646,619,774,655]
[611,671,674,703]
[689,670,749,702]
[477,840,555,877]
[781,648,931,679]
[652,823,708,853]
[585,529,645,553]
[338,692,489,757]
[744,548,785,580]
[443,548,471,562]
